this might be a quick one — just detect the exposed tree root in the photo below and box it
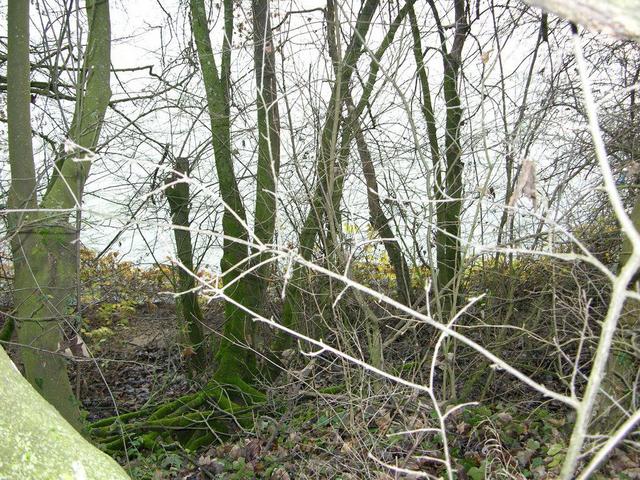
[88,379,265,454]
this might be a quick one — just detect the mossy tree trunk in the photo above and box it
[245,0,281,360]
[87,2,280,448]
[7,0,111,431]
[190,0,254,385]
[410,1,468,401]
[411,1,468,319]
[165,156,207,370]
[190,0,280,392]
[251,0,280,274]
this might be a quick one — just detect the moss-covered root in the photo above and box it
[90,381,265,453]
[96,409,233,453]
[213,373,267,405]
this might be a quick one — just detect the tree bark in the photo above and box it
[165,156,207,370]
[8,0,111,432]
[523,0,640,43]
[0,346,130,480]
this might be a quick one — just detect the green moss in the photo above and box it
[317,384,345,394]
[0,318,15,342]
[89,380,265,453]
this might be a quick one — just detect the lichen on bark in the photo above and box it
[0,346,130,480]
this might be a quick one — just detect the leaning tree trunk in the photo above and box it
[7,0,111,431]
[319,0,417,370]
[327,0,415,307]
[347,98,413,306]
[0,346,130,479]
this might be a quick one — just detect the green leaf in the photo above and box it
[547,443,563,456]
[548,454,564,468]
[316,415,330,427]
[526,438,540,450]
[467,465,484,480]
[161,453,183,469]
[535,408,550,419]
[531,457,544,468]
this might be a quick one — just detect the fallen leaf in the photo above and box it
[271,466,291,480]
[245,438,261,462]
[375,412,392,433]
[229,443,244,460]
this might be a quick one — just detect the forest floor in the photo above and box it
[2,295,638,480]
[62,301,638,480]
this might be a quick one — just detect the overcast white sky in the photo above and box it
[0,0,627,271]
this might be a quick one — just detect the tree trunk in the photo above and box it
[328,0,416,307]
[412,1,468,319]
[189,0,251,382]
[165,156,207,370]
[409,1,468,401]
[7,0,111,432]
[251,0,280,255]
[246,0,281,363]
[523,0,640,43]
[0,346,130,479]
